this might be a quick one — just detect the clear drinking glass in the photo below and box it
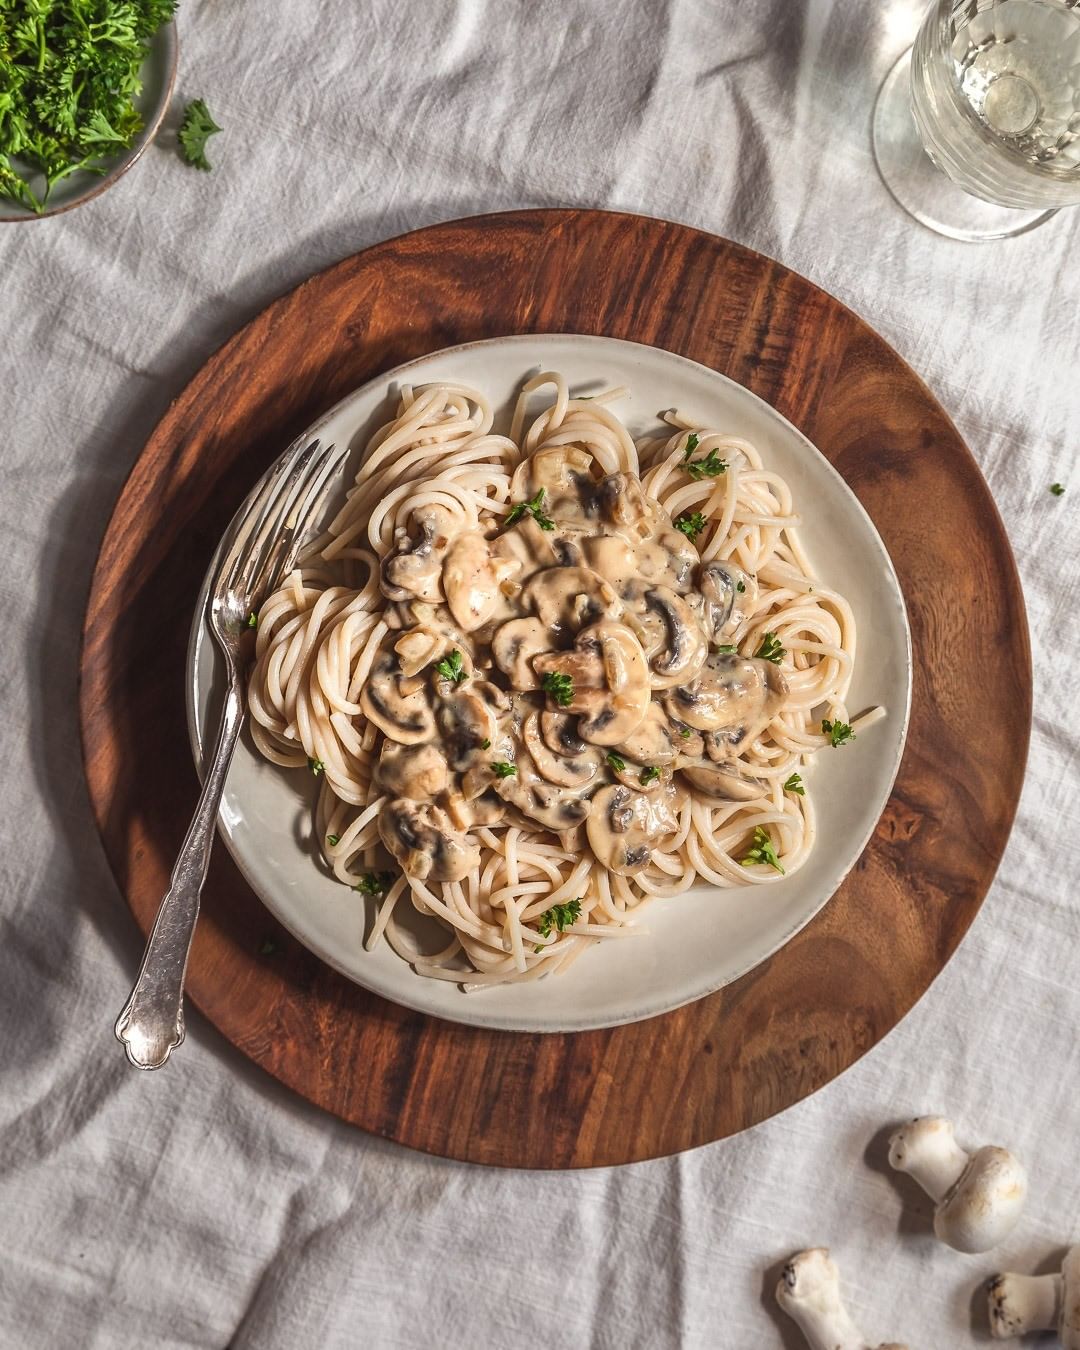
[873,0,1080,240]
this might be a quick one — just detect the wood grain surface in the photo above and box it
[79,209,1031,1168]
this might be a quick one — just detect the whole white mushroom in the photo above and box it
[776,1248,909,1350]
[988,1245,1080,1345]
[887,1116,1027,1253]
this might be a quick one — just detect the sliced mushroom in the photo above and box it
[663,651,787,734]
[699,560,757,641]
[540,711,587,757]
[535,623,651,746]
[441,531,518,632]
[645,587,708,689]
[378,798,480,881]
[375,741,449,800]
[394,625,453,679]
[523,566,622,633]
[360,650,436,744]
[633,528,699,594]
[444,789,506,829]
[586,782,678,874]
[492,617,553,690]
[679,762,767,802]
[597,472,657,535]
[436,687,499,769]
[491,513,558,582]
[490,749,593,832]
[523,712,600,788]
[509,445,595,515]
[380,504,455,603]
[612,702,679,766]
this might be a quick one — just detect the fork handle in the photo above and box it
[114,673,246,1069]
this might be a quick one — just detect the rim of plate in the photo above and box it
[186,334,913,1033]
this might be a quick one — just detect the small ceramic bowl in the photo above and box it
[0,21,178,223]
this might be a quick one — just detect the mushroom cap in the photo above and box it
[935,1146,1027,1254]
[1061,1246,1080,1349]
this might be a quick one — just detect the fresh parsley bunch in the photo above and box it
[0,0,177,213]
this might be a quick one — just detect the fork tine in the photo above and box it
[216,433,315,593]
[224,438,323,598]
[246,441,349,604]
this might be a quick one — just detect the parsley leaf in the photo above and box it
[480,738,491,750]
[327,833,341,846]
[674,511,707,541]
[308,756,325,776]
[682,433,700,460]
[246,611,258,629]
[535,897,583,947]
[491,761,517,779]
[506,487,555,531]
[639,765,661,785]
[783,773,804,796]
[741,826,785,874]
[754,632,785,664]
[434,649,466,683]
[353,871,395,896]
[1050,482,1066,496]
[606,752,626,773]
[679,727,692,739]
[715,643,738,654]
[686,451,728,481]
[736,580,746,593]
[178,99,222,172]
[542,670,574,707]
[821,718,855,747]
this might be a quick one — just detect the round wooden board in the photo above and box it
[80,209,1030,1168]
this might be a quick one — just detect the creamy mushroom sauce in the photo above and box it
[363,445,787,884]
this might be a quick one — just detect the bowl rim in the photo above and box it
[0,20,178,224]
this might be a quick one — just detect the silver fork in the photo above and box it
[114,434,347,1070]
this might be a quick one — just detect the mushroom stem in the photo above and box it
[988,1272,1062,1339]
[776,1249,906,1350]
[893,1121,970,1202]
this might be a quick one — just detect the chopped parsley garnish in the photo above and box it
[259,938,279,956]
[715,643,738,654]
[674,511,707,541]
[353,871,395,896]
[178,99,222,172]
[1050,482,1066,496]
[246,611,259,629]
[682,432,700,460]
[506,487,555,531]
[686,450,728,481]
[606,752,626,773]
[821,718,855,747]
[308,757,325,776]
[491,761,517,779]
[0,0,178,213]
[679,727,692,739]
[480,738,491,750]
[754,632,785,664]
[542,670,574,707]
[434,649,466,683]
[327,833,341,846]
[741,826,785,874]
[783,773,804,796]
[736,580,746,593]
[639,765,661,786]
[535,897,583,949]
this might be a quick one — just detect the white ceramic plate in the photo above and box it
[187,335,912,1034]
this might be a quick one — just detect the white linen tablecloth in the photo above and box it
[2,1,1078,1346]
